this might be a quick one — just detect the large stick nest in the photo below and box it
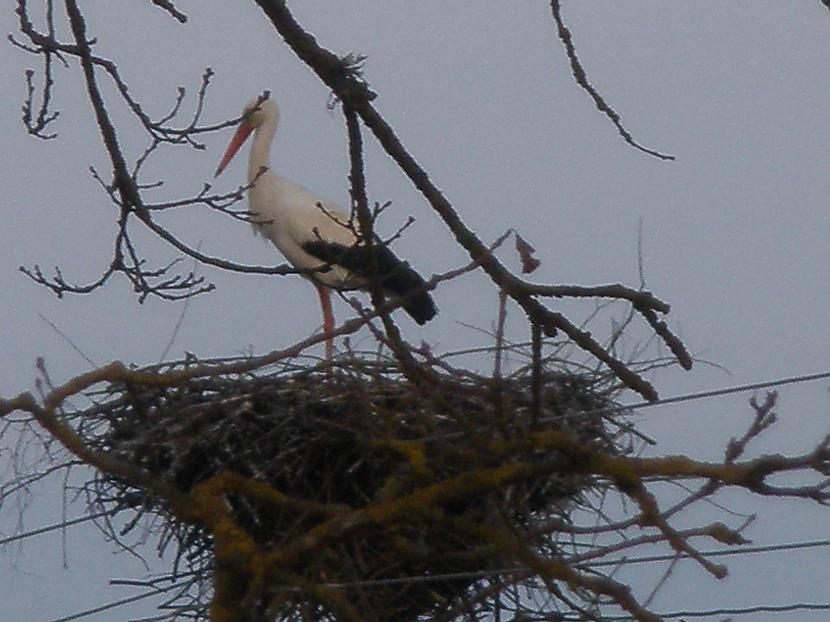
[82,357,631,622]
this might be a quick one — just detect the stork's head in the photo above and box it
[241,96,279,129]
[214,94,278,178]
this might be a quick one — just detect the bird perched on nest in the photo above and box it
[214,95,437,359]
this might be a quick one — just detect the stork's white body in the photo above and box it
[241,104,363,290]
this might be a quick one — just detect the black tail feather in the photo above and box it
[302,239,438,324]
[374,245,438,325]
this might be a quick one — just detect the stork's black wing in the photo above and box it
[302,239,437,325]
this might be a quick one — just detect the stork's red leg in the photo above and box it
[316,284,334,361]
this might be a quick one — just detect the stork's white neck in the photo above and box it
[248,114,278,184]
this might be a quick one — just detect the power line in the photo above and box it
[0,510,110,548]
[33,537,830,620]
[425,368,830,442]
[549,368,830,443]
[611,369,830,416]
[28,515,829,591]
[546,369,830,427]
[265,537,830,592]
[47,580,190,622]
[558,601,830,620]
[578,537,830,568]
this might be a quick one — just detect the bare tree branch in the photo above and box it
[548,0,676,161]
[149,0,187,23]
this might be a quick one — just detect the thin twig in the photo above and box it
[548,0,675,161]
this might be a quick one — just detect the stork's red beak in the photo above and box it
[214,121,254,178]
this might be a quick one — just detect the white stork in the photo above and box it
[214,96,437,360]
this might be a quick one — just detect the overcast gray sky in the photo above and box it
[2,1,830,620]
